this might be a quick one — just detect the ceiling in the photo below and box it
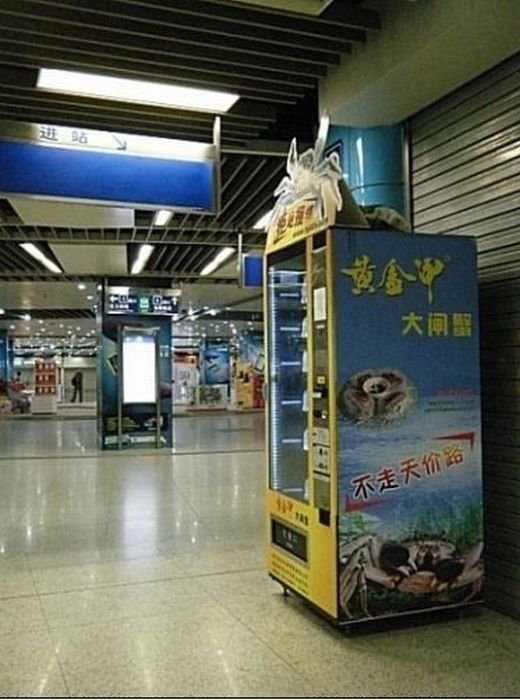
[0,0,380,289]
[0,0,381,352]
[0,1,515,355]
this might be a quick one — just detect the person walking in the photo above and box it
[71,370,83,403]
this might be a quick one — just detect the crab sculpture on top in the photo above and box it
[269,127,343,229]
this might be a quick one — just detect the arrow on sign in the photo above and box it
[112,134,127,151]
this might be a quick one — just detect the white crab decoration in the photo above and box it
[269,128,343,229]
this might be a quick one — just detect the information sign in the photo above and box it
[107,289,179,316]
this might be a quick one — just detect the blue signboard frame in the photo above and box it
[0,139,214,210]
[241,254,263,287]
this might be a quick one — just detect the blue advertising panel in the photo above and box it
[333,229,482,622]
[0,330,7,398]
[0,140,213,210]
[238,330,265,373]
[98,315,172,449]
[202,343,230,385]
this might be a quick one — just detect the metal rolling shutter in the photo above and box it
[409,53,520,619]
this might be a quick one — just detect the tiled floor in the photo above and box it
[0,414,518,697]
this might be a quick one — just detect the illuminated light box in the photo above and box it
[122,330,157,404]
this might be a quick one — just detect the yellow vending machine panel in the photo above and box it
[265,230,338,620]
[265,226,483,627]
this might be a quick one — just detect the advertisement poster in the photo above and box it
[0,330,7,398]
[334,229,483,622]
[202,343,230,385]
[99,315,172,449]
[236,331,265,409]
[239,331,265,374]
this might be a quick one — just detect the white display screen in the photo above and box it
[122,331,157,404]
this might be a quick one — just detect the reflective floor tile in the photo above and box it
[0,596,48,636]
[52,608,314,698]
[450,607,520,656]
[40,577,213,629]
[26,543,160,570]
[0,630,68,697]
[0,556,36,599]
[428,656,520,697]
[31,549,262,595]
[2,521,110,557]
[31,555,177,594]
[0,414,517,698]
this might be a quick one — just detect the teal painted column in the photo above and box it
[326,124,406,216]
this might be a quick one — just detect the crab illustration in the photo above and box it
[339,533,484,619]
[270,134,343,227]
[338,369,417,427]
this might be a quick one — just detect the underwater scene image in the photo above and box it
[337,393,483,621]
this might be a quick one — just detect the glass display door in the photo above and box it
[267,243,309,502]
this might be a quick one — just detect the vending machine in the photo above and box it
[264,224,483,626]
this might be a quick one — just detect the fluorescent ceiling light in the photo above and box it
[200,247,235,277]
[253,210,273,230]
[19,243,62,274]
[131,244,154,275]
[37,69,239,113]
[153,210,173,227]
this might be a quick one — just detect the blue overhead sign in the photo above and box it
[241,254,263,287]
[0,120,217,212]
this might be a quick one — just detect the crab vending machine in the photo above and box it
[264,136,483,627]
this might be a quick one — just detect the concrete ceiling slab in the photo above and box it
[9,198,134,228]
[50,244,128,275]
[320,0,520,126]
[0,281,95,310]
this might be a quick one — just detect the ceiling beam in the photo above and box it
[0,105,251,145]
[0,96,262,139]
[0,50,306,104]
[211,159,269,227]
[319,0,381,29]
[0,12,330,78]
[110,0,372,40]
[0,41,311,98]
[15,0,364,48]
[0,8,341,69]
[0,226,263,247]
[0,84,277,126]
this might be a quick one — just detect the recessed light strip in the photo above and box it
[37,69,239,113]
[131,244,154,275]
[153,210,172,227]
[253,209,273,230]
[19,243,62,274]
[200,247,235,277]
